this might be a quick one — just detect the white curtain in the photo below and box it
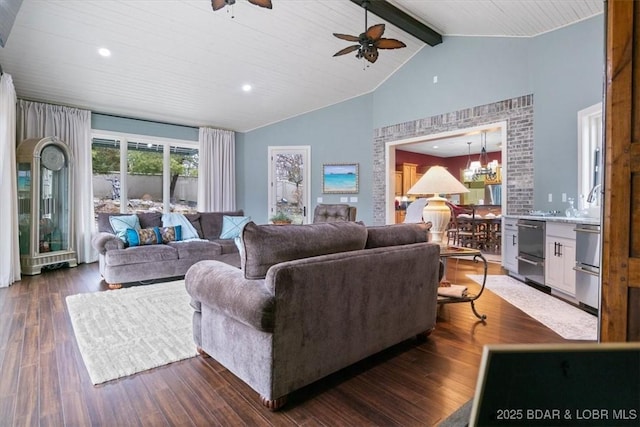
[17,100,97,264]
[0,74,20,287]
[198,128,236,211]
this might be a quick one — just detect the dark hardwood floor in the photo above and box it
[0,259,581,426]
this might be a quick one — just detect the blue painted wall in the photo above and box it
[529,16,605,211]
[237,94,373,224]
[373,36,532,129]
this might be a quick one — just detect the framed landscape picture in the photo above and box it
[322,163,359,194]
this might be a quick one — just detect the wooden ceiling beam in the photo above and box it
[349,0,442,46]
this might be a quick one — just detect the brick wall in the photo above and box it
[372,94,534,225]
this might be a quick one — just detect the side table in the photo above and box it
[438,246,488,321]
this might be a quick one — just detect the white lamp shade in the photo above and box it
[406,166,469,245]
[406,165,470,196]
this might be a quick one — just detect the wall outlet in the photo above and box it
[548,193,553,202]
[433,75,438,83]
[317,197,323,203]
[562,193,567,202]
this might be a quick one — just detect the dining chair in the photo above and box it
[445,202,474,246]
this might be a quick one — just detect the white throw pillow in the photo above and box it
[109,215,140,243]
[220,215,251,239]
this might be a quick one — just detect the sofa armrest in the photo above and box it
[185,261,275,332]
[91,232,125,254]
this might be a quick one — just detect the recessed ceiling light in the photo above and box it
[242,84,252,92]
[433,145,439,149]
[98,48,111,57]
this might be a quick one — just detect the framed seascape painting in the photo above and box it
[322,163,359,194]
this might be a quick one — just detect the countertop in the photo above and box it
[502,214,601,225]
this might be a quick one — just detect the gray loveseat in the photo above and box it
[92,211,244,288]
[185,221,440,410]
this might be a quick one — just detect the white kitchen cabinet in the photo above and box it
[545,222,576,296]
[502,218,518,273]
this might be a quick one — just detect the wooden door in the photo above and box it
[601,0,640,341]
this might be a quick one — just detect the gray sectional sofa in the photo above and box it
[92,211,245,288]
[185,220,440,410]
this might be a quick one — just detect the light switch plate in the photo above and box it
[340,197,348,203]
[349,197,358,203]
[317,197,323,203]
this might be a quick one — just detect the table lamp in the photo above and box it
[407,165,470,244]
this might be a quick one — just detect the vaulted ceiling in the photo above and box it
[0,0,603,132]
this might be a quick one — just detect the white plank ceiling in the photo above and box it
[0,0,603,134]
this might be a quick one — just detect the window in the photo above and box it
[577,103,603,218]
[92,133,198,217]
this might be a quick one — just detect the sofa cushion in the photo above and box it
[240,221,368,280]
[137,212,162,229]
[105,244,178,267]
[210,238,241,255]
[365,223,431,249]
[126,227,161,246]
[199,211,244,240]
[109,214,140,243]
[220,215,251,239]
[98,212,122,233]
[168,240,222,261]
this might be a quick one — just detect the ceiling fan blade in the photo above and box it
[365,24,385,41]
[375,38,407,50]
[364,48,379,63]
[333,45,360,57]
[333,33,360,42]
[248,0,272,9]
[211,0,228,11]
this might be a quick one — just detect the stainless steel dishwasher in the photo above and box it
[574,223,601,314]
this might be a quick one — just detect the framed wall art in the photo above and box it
[322,163,359,194]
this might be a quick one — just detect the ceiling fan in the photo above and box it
[333,0,406,64]
[211,0,272,12]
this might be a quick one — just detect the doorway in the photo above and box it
[267,146,311,224]
[385,122,508,220]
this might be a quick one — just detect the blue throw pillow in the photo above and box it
[220,215,251,239]
[109,215,140,243]
[158,225,182,243]
[126,227,162,246]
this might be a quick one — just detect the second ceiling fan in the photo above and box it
[211,0,272,11]
[333,0,406,64]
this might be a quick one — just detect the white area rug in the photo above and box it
[66,280,197,385]
[468,275,597,341]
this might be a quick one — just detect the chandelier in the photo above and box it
[463,131,499,182]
